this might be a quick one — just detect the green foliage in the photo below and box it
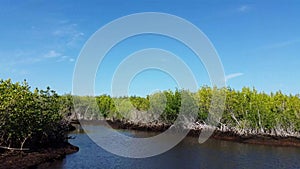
[195,86,212,122]
[91,87,300,134]
[73,96,100,120]
[160,90,181,123]
[221,87,300,133]
[0,79,67,149]
[59,94,75,116]
[129,96,149,111]
[96,95,116,118]
[6,77,295,141]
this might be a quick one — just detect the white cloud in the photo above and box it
[69,58,75,62]
[56,55,75,63]
[237,5,251,12]
[43,50,61,58]
[225,73,244,82]
[52,23,84,47]
[43,50,74,63]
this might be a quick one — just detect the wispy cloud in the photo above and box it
[42,50,75,63]
[263,39,300,49]
[1,66,30,77]
[225,73,244,82]
[237,5,251,12]
[56,55,75,62]
[1,50,41,65]
[3,49,74,67]
[52,23,84,47]
[43,50,62,58]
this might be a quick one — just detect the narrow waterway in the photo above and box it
[47,125,300,169]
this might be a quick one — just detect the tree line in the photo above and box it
[75,87,300,136]
[1,78,299,151]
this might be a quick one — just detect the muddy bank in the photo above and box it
[198,130,300,147]
[0,143,79,169]
[103,119,300,147]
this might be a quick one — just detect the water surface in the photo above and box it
[48,125,300,169]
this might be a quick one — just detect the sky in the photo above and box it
[1,0,300,96]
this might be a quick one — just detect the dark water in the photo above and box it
[48,125,300,169]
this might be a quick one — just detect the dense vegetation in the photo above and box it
[1,78,299,151]
[75,87,300,137]
[0,79,71,150]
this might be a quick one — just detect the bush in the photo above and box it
[0,79,68,150]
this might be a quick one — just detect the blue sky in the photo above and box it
[1,1,300,96]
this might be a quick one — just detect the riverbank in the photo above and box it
[101,119,300,147]
[0,143,79,169]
